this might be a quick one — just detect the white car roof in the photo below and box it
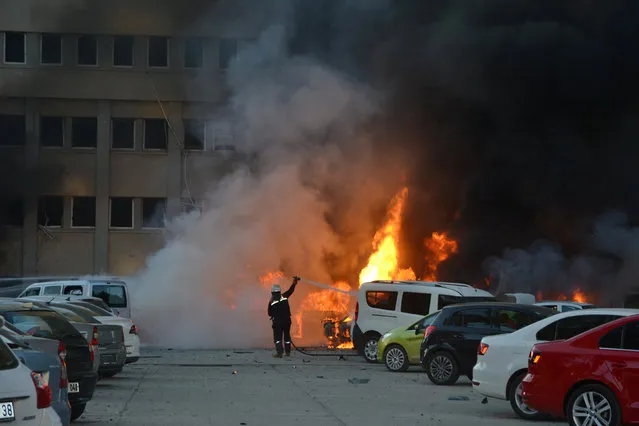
[535,300,594,306]
[359,280,494,297]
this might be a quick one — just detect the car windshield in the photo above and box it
[1,310,81,340]
[409,310,441,330]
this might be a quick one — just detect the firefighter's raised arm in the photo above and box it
[283,276,300,298]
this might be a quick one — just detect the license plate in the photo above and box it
[68,382,80,393]
[0,402,14,420]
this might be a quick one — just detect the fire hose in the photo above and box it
[288,276,360,357]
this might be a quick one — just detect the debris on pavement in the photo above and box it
[316,375,324,379]
[481,397,488,404]
[348,378,370,384]
[448,396,469,401]
[232,370,238,375]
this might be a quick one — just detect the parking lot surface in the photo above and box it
[77,347,561,426]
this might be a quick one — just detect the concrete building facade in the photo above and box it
[0,0,260,277]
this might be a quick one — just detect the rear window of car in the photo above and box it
[0,340,18,370]
[537,314,623,341]
[1,310,81,340]
[92,284,127,308]
[445,308,492,328]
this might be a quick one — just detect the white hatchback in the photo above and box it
[472,308,639,420]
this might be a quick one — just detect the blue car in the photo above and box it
[0,320,71,426]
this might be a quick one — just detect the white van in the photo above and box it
[352,280,495,362]
[18,278,132,318]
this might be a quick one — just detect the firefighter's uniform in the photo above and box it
[268,277,299,357]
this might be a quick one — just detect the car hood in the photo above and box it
[382,325,411,340]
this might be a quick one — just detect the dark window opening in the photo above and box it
[600,326,623,349]
[184,37,203,68]
[40,116,64,147]
[446,308,492,328]
[148,36,168,67]
[92,284,127,308]
[110,197,133,228]
[0,114,25,146]
[365,291,398,311]
[401,292,432,316]
[0,197,23,227]
[556,315,615,340]
[111,118,135,149]
[623,322,639,350]
[113,35,134,66]
[71,196,96,227]
[77,35,97,65]
[63,285,83,295]
[4,32,25,63]
[437,294,462,310]
[184,119,205,150]
[219,39,237,70]
[496,309,535,332]
[71,117,97,148]
[142,198,166,228]
[37,196,63,227]
[144,119,167,150]
[41,33,62,64]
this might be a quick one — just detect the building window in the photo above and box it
[40,116,64,147]
[77,35,97,66]
[183,119,205,150]
[40,33,62,65]
[144,119,167,150]
[142,198,166,228]
[0,115,26,146]
[113,35,134,67]
[109,197,133,228]
[148,36,168,68]
[0,197,23,227]
[111,118,135,149]
[219,39,237,70]
[71,196,96,227]
[4,32,26,64]
[71,117,97,148]
[184,37,203,68]
[37,196,63,227]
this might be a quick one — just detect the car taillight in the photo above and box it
[89,344,95,362]
[478,343,489,355]
[31,372,52,409]
[58,341,68,388]
[91,326,99,346]
[354,303,359,322]
[423,325,437,338]
[129,324,138,335]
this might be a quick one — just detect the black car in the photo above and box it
[0,300,98,421]
[419,302,556,385]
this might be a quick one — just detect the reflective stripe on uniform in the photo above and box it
[270,297,288,306]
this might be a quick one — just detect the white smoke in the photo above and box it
[483,210,639,306]
[129,2,401,348]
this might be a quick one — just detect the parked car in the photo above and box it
[473,308,639,420]
[522,314,639,426]
[18,279,131,318]
[0,335,60,425]
[377,310,441,372]
[44,302,127,378]
[63,300,140,364]
[20,295,115,315]
[0,300,98,421]
[352,280,495,362]
[534,300,596,312]
[1,319,71,426]
[420,302,556,385]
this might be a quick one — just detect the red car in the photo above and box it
[522,313,639,426]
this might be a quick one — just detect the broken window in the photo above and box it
[0,115,25,146]
[77,35,97,66]
[111,118,135,149]
[37,196,63,227]
[41,33,62,65]
[113,35,134,66]
[183,119,205,150]
[0,197,23,227]
[148,36,168,67]
[71,196,96,227]
[40,116,64,147]
[109,197,133,228]
[142,198,166,228]
[4,32,25,63]
[184,37,203,68]
[219,39,237,70]
[144,119,167,150]
[71,117,97,148]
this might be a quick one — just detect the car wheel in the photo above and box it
[426,351,459,385]
[70,403,86,422]
[509,371,544,420]
[362,333,381,363]
[383,344,409,372]
[567,383,621,426]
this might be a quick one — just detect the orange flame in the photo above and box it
[536,288,591,304]
[423,232,458,281]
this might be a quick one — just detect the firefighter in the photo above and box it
[268,276,300,357]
